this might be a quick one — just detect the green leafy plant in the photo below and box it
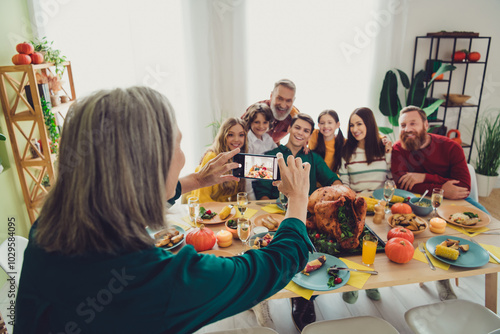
[30,37,67,77]
[474,111,500,176]
[41,97,60,154]
[378,63,456,136]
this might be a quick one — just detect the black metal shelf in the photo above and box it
[412,35,492,163]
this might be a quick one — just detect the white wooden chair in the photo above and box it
[405,300,500,334]
[302,316,400,334]
[467,163,479,202]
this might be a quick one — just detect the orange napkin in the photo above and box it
[413,245,450,270]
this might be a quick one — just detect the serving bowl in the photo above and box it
[408,197,433,216]
[388,214,429,235]
[225,219,239,239]
[444,93,471,105]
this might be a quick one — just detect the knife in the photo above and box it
[469,238,500,264]
[328,266,378,275]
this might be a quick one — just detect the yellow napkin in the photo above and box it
[447,223,490,237]
[171,221,191,231]
[284,281,314,300]
[182,216,198,227]
[261,204,285,214]
[479,243,500,264]
[234,208,259,219]
[338,258,373,289]
[413,246,450,270]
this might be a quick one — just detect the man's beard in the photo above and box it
[270,103,291,121]
[401,127,427,151]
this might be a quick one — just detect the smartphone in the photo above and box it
[233,153,280,181]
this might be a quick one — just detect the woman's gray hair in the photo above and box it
[36,86,177,255]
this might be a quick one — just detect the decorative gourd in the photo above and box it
[385,237,414,264]
[16,42,34,55]
[12,54,32,65]
[391,203,412,215]
[30,52,44,64]
[186,224,216,252]
[387,227,414,244]
[216,230,233,248]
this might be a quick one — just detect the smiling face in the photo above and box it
[349,114,367,145]
[225,123,246,150]
[270,85,295,121]
[399,110,429,151]
[287,119,313,149]
[250,113,270,140]
[318,114,340,141]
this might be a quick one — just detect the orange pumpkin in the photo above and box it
[387,227,414,244]
[186,224,216,252]
[16,42,34,55]
[385,237,414,264]
[12,54,32,65]
[431,72,444,80]
[391,203,412,215]
[30,52,44,64]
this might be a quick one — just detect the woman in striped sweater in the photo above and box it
[339,107,392,192]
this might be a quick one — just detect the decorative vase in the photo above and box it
[50,94,60,107]
[476,172,497,197]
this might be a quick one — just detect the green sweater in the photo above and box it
[253,145,340,199]
[15,218,312,333]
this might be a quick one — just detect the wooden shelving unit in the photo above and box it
[0,61,75,224]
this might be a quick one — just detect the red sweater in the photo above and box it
[391,134,471,195]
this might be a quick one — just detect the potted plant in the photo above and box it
[474,110,500,197]
[378,63,456,139]
[30,37,67,77]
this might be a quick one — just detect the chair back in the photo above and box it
[302,316,400,334]
[0,235,29,287]
[468,163,479,202]
[405,300,500,334]
[205,328,278,334]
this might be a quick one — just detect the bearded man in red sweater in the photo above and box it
[391,105,471,300]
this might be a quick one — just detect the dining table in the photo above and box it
[165,194,500,312]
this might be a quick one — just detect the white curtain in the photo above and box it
[28,0,410,173]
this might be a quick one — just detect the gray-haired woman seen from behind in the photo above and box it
[14,86,313,334]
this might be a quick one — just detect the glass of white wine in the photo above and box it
[383,180,395,214]
[237,192,248,218]
[431,188,444,218]
[237,217,251,252]
[187,197,200,227]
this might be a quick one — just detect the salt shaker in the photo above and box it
[373,200,386,224]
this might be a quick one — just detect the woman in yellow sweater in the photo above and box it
[308,109,345,173]
[192,118,247,202]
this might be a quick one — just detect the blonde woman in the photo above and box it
[15,87,313,334]
[192,117,248,202]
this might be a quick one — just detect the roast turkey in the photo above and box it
[306,185,367,249]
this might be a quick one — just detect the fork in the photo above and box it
[469,238,500,263]
[419,242,436,270]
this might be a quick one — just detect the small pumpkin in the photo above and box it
[431,72,444,81]
[467,51,481,62]
[12,54,32,65]
[387,227,414,244]
[453,50,467,62]
[391,203,412,215]
[385,237,414,264]
[30,52,44,64]
[186,224,216,252]
[16,42,34,55]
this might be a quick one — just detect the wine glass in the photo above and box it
[278,191,288,212]
[431,188,444,218]
[383,180,395,214]
[237,192,248,218]
[187,197,200,227]
[237,217,251,252]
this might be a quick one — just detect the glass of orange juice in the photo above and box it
[362,234,378,266]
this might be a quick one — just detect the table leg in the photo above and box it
[485,272,498,313]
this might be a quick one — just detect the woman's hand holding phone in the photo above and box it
[274,153,310,223]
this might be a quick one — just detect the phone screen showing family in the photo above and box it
[244,156,276,180]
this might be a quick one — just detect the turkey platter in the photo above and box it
[306,185,367,249]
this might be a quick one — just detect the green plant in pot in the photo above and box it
[474,110,500,197]
[30,37,67,77]
[378,63,456,139]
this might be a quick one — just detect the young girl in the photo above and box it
[242,103,277,200]
[192,118,247,202]
[339,107,392,192]
[339,107,392,304]
[309,109,345,173]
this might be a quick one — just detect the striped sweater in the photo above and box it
[339,147,392,192]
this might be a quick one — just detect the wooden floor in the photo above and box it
[195,275,498,333]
